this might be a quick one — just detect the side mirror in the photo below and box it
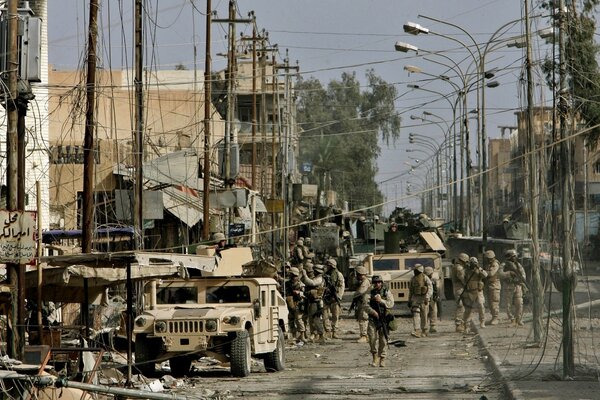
[253,298,261,319]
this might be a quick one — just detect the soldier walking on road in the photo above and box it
[285,267,307,343]
[351,266,371,343]
[452,253,469,332]
[424,266,441,333]
[501,249,527,326]
[483,250,502,325]
[461,257,488,332]
[365,275,395,367]
[409,264,433,338]
[323,258,345,339]
[301,264,326,343]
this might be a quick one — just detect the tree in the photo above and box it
[541,0,600,144]
[296,70,401,212]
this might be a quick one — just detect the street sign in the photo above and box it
[0,210,37,264]
[301,162,313,174]
[229,223,246,237]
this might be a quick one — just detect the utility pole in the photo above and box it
[134,0,144,250]
[202,0,212,240]
[524,0,543,343]
[558,0,575,378]
[5,0,20,359]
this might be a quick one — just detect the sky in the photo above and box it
[48,0,556,217]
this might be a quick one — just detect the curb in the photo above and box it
[472,323,523,400]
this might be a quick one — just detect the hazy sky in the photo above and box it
[48,1,555,216]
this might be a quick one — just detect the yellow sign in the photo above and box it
[265,199,285,213]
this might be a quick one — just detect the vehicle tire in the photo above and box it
[444,278,454,300]
[134,334,160,376]
[231,330,252,377]
[263,327,285,372]
[169,355,193,377]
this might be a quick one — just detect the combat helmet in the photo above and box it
[484,250,496,259]
[313,264,325,274]
[457,253,469,263]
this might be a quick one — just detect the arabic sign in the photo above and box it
[0,210,37,264]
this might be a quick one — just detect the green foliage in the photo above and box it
[540,0,600,145]
[296,70,401,211]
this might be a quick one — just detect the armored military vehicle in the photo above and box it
[133,247,288,377]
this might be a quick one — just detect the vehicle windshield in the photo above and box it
[206,285,251,304]
[156,286,198,305]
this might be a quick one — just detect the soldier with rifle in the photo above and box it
[284,267,307,343]
[501,249,527,326]
[364,275,395,368]
[322,258,345,339]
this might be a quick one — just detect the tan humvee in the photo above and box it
[133,247,288,377]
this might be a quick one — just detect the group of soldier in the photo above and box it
[283,237,528,369]
[451,249,527,333]
[284,238,345,345]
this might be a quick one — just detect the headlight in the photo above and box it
[155,321,167,333]
[205,319,218,332]
[135,317,146,327]
[223,316,240,325]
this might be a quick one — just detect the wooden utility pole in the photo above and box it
[524,0,543,343]
[202,0,212,240]
[558,0,575,378]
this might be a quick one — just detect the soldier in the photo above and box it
[451,253,469,332]
[292,238,306,267]
[301,263,326,343]
[483,250,502,325]
[409,264,433,338]
[424,266,441,333]
[212,232,226,258]
[285,267,307,343]
[323,258,345,339]
[351,266,371,343]
[461,257,488,332]
[364,275,395,367]
[501,249,527,326]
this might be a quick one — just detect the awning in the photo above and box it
[420,231,446,252]
[28,251,219,303]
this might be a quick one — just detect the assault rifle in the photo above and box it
[372,297,389,341]
[323,273,341,305]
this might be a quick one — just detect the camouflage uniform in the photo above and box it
[301,264,326,343]
[365,275,395,367]
[409,264,433,338]
[461,257,488,331]
[483,250,502,325]
[451,253,468,332]
[353,266,371,343]
[501,250,526,325]
[292,238,306,267]
[323,259,345,339]
[284,267,306,342]
[424,266,441,333]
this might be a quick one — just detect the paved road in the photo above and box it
[173,298,505,399]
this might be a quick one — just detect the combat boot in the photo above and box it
[317,334,327,344]
[480,321,486,328]
[332,330,340,339]
[455,324,465,333]
[490,317,499,325]
[370,354,379,367]
[411,329,421,338]
[422,329,429,337]
[516,319,524,326]
[429,326,437,333]
[379,357,386,368]
[356,335,368,343]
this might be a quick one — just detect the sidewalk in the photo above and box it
[474,314,600,400]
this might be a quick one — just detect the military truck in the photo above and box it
[132,247,288,377]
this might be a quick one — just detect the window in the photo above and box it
[594,161,600,174]
[261,290,266,307]
[373,259,400,271]
[157,286,198,305]
[271,290,276,306]
[206,285,251,304]
[405,258,435,270]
